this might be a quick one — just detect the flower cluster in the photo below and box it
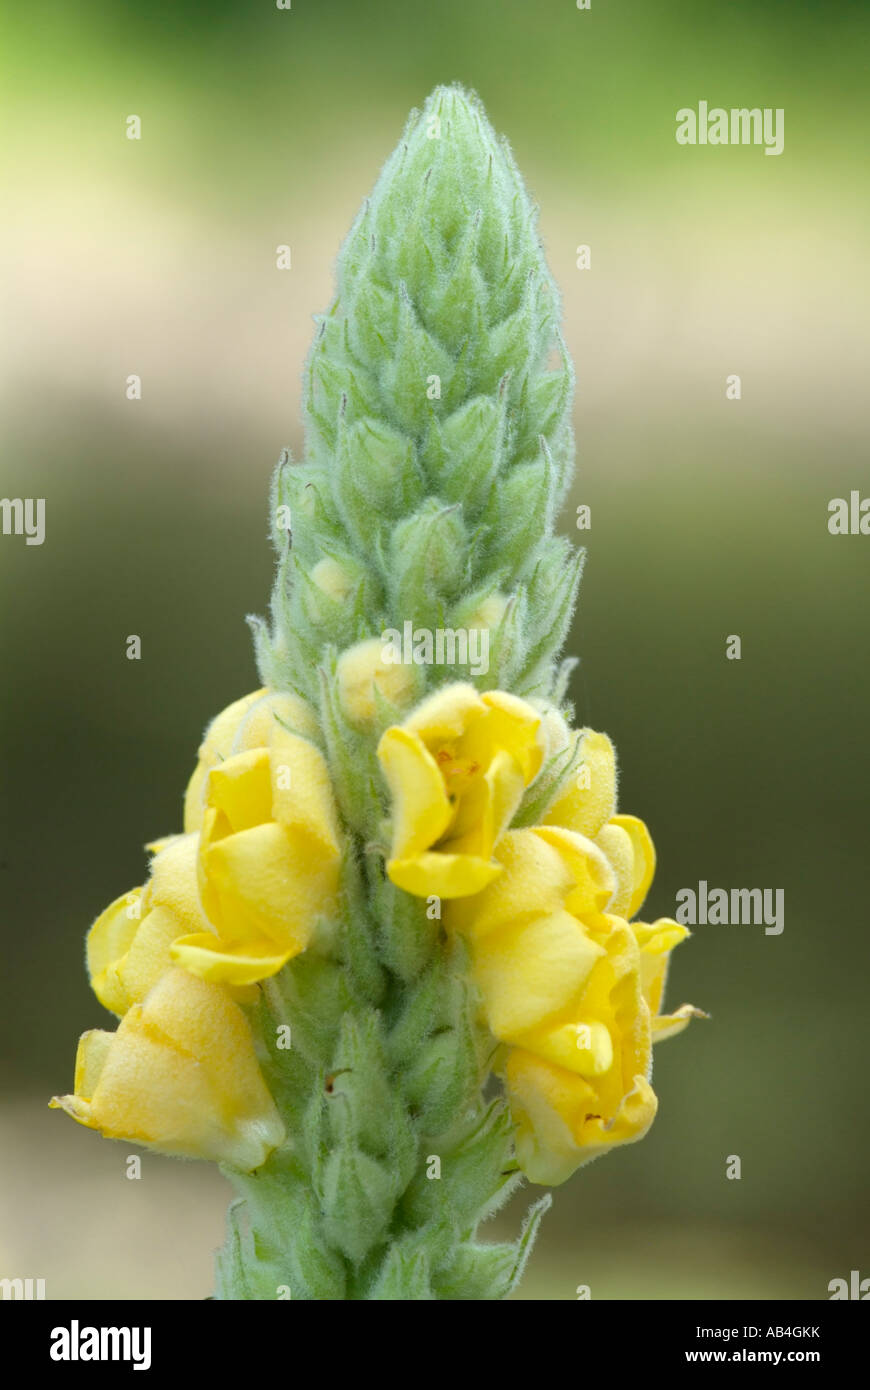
[51,689,342,1171]
[377,683,700,1185]
[53,676,696,1192]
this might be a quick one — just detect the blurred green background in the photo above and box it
[2,0,868,1300]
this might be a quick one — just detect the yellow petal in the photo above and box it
[236,689,320,752]
[377,726,452,860]
[387,851,502,899]
[206,749,274,834]
[447,828,592,938]
[183,767,208,837]
[86,891,144,1015]
[534,826,618,921]
[652,1004,707,1042]
[148,832,210,932]
[593,823,635,918]
[404,683,484,743]
[270,726,341,855]
[117,905,189,1005]
[482,747,526,849]
[441,748,525,861]
[544,729,616,839]
[525,1018,615,1076]
[610,813,656,918]
[506,920,655,1182]
[478,691,543,784]
[203,821,337,951]
[183,689,267,833]
[171,932,291,985]
[74,1028,114,1099]
[470,909,605,1040]
[631,917,690,1015]
[88,835,212,1016]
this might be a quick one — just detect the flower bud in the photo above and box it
[309,556,357,603]
[388,500,469,624]
[336,637,421,727]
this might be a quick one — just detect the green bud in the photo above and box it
[402,1003,482,1135]
[337,857,386,1004]
[517,536,586,692]
[215,1173,350,1301]
[401,1101,517,1230]
[316,660,383,838]
[271,456,344,565]
[325,1013,394,1155]
[388,500,469,625]
[374,877,440,983]
[332,415,425,550]
[482,442,554,581]
[381,284,455,437]
[435,1193,551,1300]
[320,1141,399,1263]
[432,1242,517,1301]
[260,952,351,1072]
[386,957,448,1066]
[368,1242,434,1301]
[424,392,507,516]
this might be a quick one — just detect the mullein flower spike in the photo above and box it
[53,85,699,1299]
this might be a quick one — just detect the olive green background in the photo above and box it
[2,0,868,1299]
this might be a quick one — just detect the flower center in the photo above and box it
[435,745,482,803]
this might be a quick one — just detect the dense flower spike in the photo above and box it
[54,85,698,1300]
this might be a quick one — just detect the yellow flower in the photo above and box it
[50,967,284,1170]
[54,833,284,1168]
[377,683,544,898]
[445,747,698,1183]
[502,914,657,1186]
[172,691,342,985]
[184,688,320,834]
